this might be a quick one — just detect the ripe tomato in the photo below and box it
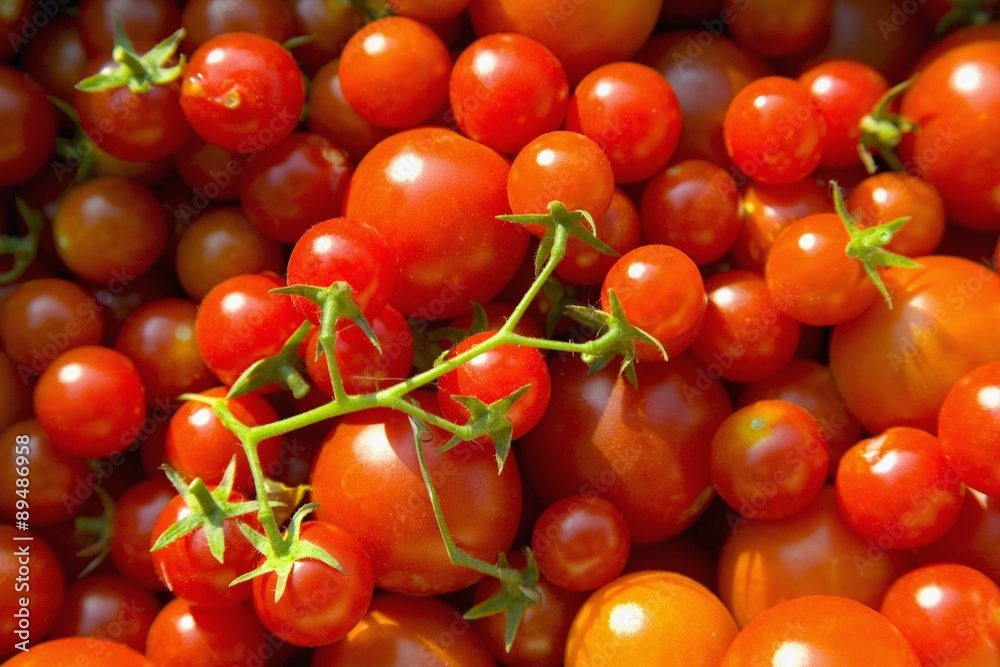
[110,477,175,590]
[721,595,920,666]
[939,361,1000,497]
[46,574,160,652]
[565,571,738,666]
[33,346,146,458]
[2,637,155,666]
[344,127,529,319]
[0,65,57,187]
[310,391,521,595]
[0,526,64,660]
[180,0,293,52]
[519,354,732,544]
[847,173,946,257]
[829,256,1000,435]
[77,0,181,57]
[916,490,1000,584]
[726,0,834,58]
[555,188,641,286]
[252,521,373,647]
[180,33,304,152]
[145,597,268,667]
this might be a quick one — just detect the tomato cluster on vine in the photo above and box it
[2,0,1000,666]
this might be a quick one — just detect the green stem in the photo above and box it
[499,225,568,336]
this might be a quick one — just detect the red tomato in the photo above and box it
[916,490,1000,584]
[77,0,180,57]
[307,58,394,163]
[180,0,292,52]
[847,172,946,257]
[110,477,174,590]
[46,574,160,652]
[0,527,64,660]
[2,637,155,666]
[145,598,268,667]
[939,361,1000,497]
[726,0,834,58]
[0,65,57,187]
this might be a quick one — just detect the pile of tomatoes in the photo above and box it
[2,0,1000,665]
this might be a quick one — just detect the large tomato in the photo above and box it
[829,256,1000,435]
[901,42,1000,232]
[309,391,521,595]
[519,353,732,545]
[344,127,529,320]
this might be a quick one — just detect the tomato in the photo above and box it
[468,0,661,83]
[289,0,366,75]
[836,427,965,549]
[726,0,834,58]
[339,17,451,128]
[0,526,64,660]
[798,59,889,169]
[21,16,87,102]
[172,134,244,202]
[194,272,305,386]
[565,61,681,183]
[520,354,731,544]
[901,42,1000,232]
[33,346,146,458]
[180,0,293,53]
[765,212,880,326]
[437,330,551,442]
[310,594,496,666]
[601,245,707,361]
[251,520,373,647]
[531,495,630,592]
[74,53,191,163]
[238,133,354,244]
[310,391,521,595]
[566,571,738,666]
[718,486,911,627]
[939,360,1000,497]
[0,278,104,374]
[637,32,772,167]
[344,127,529,319]
[145,598,269,667]
[847,172,946,257]
[555,188,641,287]
[472,551,587,667]
[449,33,568,154]
[0,65,57,187]
[881,563,1000,666]
[691,269,801,383]
[711,400,828,520]
[46,574,160,652]
[77,0,181,57]
[53,177,168,284]
[721,595,920,666]
[180,33,304,152]
[285,217,397,324]
[110,476,174,590]
[829,256,1000,435]
[739,359,864,477]
[508,130,615,222]
[150,489,264,608]
[2,637,155,666]
[0,352,30,432]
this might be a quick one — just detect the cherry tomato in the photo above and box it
[2,636,155,666]
[601,244,707,361]
[289,0,366,75]
[836,426,965,549]
[881,563,1000,666]
[566,571,739,666]
[555,187,641,287]
[77,0,181,57]
[145,597,268,667]
[0,526,64,660]
[22,16,87,103]
[724,76,827,184]
[726,0,834,58]
[449,33,568,154]
[339,16,451,128]
[33,346,146,458]
[847,173,946,257]
[939,361,1000,497]
[180,0,293,53]
[172,134,244,201]
[721,595,920,666]
[0,65,57,187]
[110,476,175,590]
[180,32,304,152]
[46,574,160,652]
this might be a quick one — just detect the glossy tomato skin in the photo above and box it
[77,0,180,57]
[1,637,155,666]
[180,33,304,152]
[46,574,160,652]
[901,42,1000,232]
[345,127,529,320]
[310,391,521,595]
[836,427,964,549]
[0,526,64,660]
[565,61,682,183]
[830,256,1000,435]
[916,490,1000,584]
[110,477,174,590]
[449,33,569,154]
[520,354,732,544]
[180,0,293,52]
[847,173,946,258]
[145,597,268,667]
[252,521,374,647]
[721,595,920,666]
[718,486,910,627]
[880,563,1000,667]
[307,58,394,163]
[310,594,496,666]
[939,361,1000,497]
[601,245,707,361]
[726,0,834,58]
[566,571,739,666]
[0,65,57,187]
[33,346,146,458]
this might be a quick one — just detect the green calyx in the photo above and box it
[437,385,532,473]
[464,549,542,652]
[75,22,186,95]
[228,320,313,400]
[499,200,617,276]
[936,0,997,35]
[0,199,43,285]
[857,77,918,174]
[831,181,921,308]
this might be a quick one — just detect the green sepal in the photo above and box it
[282,34,317,51]
[73,485,116,578]
[463,550,542,652]
[857,77,918,174]
[936,0,996,34]
[437,385,531,472]
[0,199,44,285]
[832,181,921,308]
[228,320,313,400]
[498,201,617,276]
[76,23,186,94]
